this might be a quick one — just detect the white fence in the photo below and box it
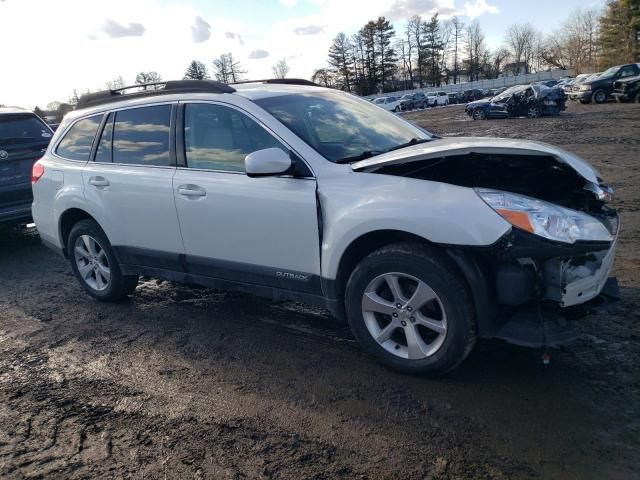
[365,69,574,99]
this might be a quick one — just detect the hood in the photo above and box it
[351,137,601,184]
[465,99,490,108]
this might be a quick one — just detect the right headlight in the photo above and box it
[475,189,613,244]
[580,84,592,91]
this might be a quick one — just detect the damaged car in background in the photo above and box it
[465,83,567,120]
[32,82,618,375]
[611,74,640,103]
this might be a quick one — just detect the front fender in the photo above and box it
[317,171,511,280]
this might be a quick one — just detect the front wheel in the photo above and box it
[472,108,486,120]
[68,219,139,301]
[527,106,542,118]
[344,242,476,375]
[593,89,607,104]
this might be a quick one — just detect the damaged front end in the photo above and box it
[354,139,620,348]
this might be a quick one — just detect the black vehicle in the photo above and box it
[447,92,459,104]
[400,92,427,110]
[0,108,53,225]
[464,84,567,120]
[568,63,640,104]
[611,74,640,103]
[461,89,483,102]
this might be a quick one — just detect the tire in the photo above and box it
[579,98,591,104]
[67,219,139,301]
[527,106,542,118]
[593,89,607,104]
[472,108,486,120]
[393,106,400,113]
[344,242,476,375]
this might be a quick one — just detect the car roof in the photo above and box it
[0,106,33,115]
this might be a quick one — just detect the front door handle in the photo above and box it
[177,184,206,197]
[89,176,109,187]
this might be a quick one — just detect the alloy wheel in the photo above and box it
[361,272,447,360]
[74,234,111,291]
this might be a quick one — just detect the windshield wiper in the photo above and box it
[385,137,433,152]
[335,150,384,164]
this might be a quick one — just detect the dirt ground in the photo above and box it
[1,102,639,480]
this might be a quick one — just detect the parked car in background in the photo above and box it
[611,74,640,103]
[447,92,459,104]
[31,79,619,375]
[399,94,415,111]
[568,63,640,104]
[0,107,53,225]
[426,92,449,107]
[465,83,566,120]
[373,95,402,112]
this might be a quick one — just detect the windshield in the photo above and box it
[0,113,52,145]
[255,91,432,163]
[599,66,620,79]
[373,98,385,104]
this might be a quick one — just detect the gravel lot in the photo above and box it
[1,102,638,480]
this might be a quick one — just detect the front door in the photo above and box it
[173,102,321,294]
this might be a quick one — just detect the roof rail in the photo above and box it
[230,78,321,87]
[76,80,236,109]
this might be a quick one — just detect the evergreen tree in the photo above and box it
[599,0,640,67]
[328,33,354,92]
[184,60,210,80]
[373,17,397,93]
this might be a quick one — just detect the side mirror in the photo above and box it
[245,148,292,177]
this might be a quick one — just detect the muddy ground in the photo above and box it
[1,102,639,479]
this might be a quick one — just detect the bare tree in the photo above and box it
[540,8,601,73]
[105,76,126,90]
[135,71,162,90]
[213,53,246,83]
[505,23,537,74]
[311,68,336,88]
[465,20,486,81]
[450,17,464,84]
[407,15,424,86]
[272,58,290,79]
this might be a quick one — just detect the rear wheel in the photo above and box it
[67,219,139,301]
[472,108,486,120]
[344,242,476,375]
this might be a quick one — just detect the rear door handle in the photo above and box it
[177,184,206,197]
[88,176,109,187]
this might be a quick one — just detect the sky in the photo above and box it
[0,0,605,109]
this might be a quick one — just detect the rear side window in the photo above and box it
[94,113,114,163]
[112,105,171,166]
[56,115,102,161]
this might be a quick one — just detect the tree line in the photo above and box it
[315,0,639,95]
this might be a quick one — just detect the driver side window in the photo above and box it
[184,103,287,172]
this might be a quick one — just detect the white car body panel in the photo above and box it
[172,169,321,275]
[318,171,511,279]
[81,162,184,255]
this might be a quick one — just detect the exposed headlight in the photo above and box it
[580,84,592,91]
[475,189,613,244]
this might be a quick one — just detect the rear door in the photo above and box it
[0,113,52,218]
[81,104,184,271]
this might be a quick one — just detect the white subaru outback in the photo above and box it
[31,79,619,375]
